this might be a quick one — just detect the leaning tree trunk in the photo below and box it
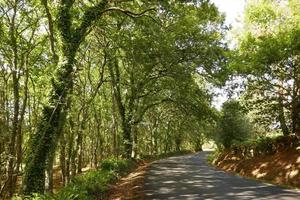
[23,55,75,194]
[22,0,150,193]
[22,0,111,193]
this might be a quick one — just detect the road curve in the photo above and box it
[144,151,300,200]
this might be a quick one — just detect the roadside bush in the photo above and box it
[100,157,136,175]
[56,170,117,200]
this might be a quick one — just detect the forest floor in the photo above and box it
[213,148,300,189]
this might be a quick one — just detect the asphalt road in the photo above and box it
[144,151,300,200]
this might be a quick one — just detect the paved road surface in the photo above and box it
[144,151,300,200]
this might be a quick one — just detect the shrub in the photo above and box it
[100,157,136,175]
[55,170,116,200]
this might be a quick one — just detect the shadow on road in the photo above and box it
[144,151,300,200]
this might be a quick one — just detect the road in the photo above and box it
[144,151,300,200]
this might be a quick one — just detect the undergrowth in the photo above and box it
[13,158,136,200]
[13,151,193,200]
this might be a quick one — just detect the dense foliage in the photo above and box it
[231,0,300,136]
[1,0,299,198]
[216,100,252,149]
[0,0,227,198]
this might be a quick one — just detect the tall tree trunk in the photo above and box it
[7,71,19,198]
[292,99,300,136]
[77,130,83,173]
[122,122,133,158]
[66,118,75,183]
[13,58,29,195]
[291,79,300,136]
[59,134,66,186]
[109,59,133,158]
[45,154,54,194]
[278,97,289,136]
[131,125,138,158]
[111,87,118,156]
[7,2,20,196]
[0,77,9,198]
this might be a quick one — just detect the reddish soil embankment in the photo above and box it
[213,148,300,188]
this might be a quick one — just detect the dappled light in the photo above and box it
[145,152,300,200]
[215,148,300,188]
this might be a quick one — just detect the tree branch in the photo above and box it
[74,3,156,46]
[101,7,156,18]
[40,0,58,61]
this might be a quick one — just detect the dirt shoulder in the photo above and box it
[106,160,152,200]
[213,148,300,189]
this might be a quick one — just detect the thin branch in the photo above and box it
[40,0,58,60]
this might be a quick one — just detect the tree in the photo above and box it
[231,0,300,136]
[0,0,228,196]
[23,0,154,194]
[0,0,45,197]
[217,100,252,149]
[104,0,226,158]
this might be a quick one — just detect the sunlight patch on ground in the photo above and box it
[252,169,267,178]
[296,156,300,164]
[285,164,292,169]
[287,169,299,179]
[259,163,268,168]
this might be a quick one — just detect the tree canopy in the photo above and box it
[0,0,299,198]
